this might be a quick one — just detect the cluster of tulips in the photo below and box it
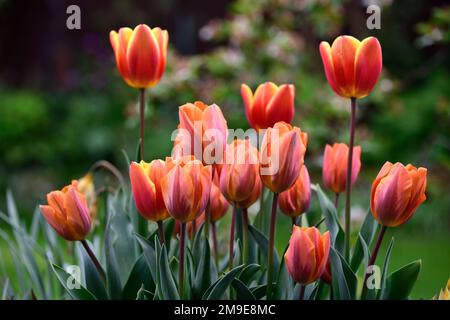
[39,24,428,300]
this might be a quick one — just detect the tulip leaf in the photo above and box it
[248,225,280,275]
[375,237,395,299]
[193,236,212,299]
[202,264,245,300]
[50,263,96,300]
[250,284,267,300]
[158,244,180,300]
[313,185,345,255]
[135,234,158,281]
[350,210,378,272]
[192,223,205,266]
[273,243,290,300]
[381,260,421,300]
[232,278,256,300]
[238,263,261,285]
[329,247,357,300]
[122,255,154,299]
[77,242,108,300]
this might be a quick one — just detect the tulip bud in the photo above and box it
[285,226,330,285]
[110,24,168,88]
[260,122,308,193]
[130,160,172,222]
[161,156,212,222]
[279,165,311,217]
[209,171,230,222]
[219,139,262,208]
[370,162,427,227]
[322,143,362,194]
[241,82,295,130]
[40,181,92,241]
[173,101,228,165]
[319,35,382,99]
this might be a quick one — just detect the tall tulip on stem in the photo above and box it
[320,35,382,260]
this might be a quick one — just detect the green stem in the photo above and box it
[157,220,165,245]
[139,88,146,160]
[179,222,186,298]
[266,192,279,299]
[344,98,357,260]
[242,208,250,264]
[361,225,387,299]
[334,193,340,210]
[299,285,305,300]
[80,239,106,281]
[228,206,237,271]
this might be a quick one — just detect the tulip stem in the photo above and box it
[299,285,306,300]
[242,208,250,264]
[80,240,106,281]
[344,98,357,261]
[361,225,387,299]
[179,222,186,298]
[228,206,237,270]
[157,220,165,245]
[211,221,219,268]
[205,202,211,239]
[334,193,340,210]
[266,192,279,300]
[139,88,146,160]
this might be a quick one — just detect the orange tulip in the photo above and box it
[260,122,308,193]
[40,181,92,241]
[319,36,382,99]
[219,139,262,208]
[173,101,228,165]
[278,165,311,217]
[241,82,295,130]
[285,226,330,285]
[161,156,212,222]
[110,24,168,88]
[322,143,362,194]
[130,159,173,222]
[209,172,230,222]
[370,162,427,227]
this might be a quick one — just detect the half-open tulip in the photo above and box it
[219,139,262,208]
[210,172,230,222]
[130,160,173,222]
[370,162,427,227]
[173,101,228,165]
[241,82,295,130]
[322,143,362,194]
[40,181,92,241]
[319,35,382,99]
[260,122,308,193]
[110,24,168,88]
[279,165,311,217]
[285,226,330,285]
[161,156,212,222]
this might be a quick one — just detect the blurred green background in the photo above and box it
[0,0,448,298]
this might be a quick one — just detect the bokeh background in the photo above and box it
[0,0,448,298]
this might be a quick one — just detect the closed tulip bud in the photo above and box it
[279,165,311,217]
[285,226,330,285]
[110,24,168,88]
[174,101,228,165]
[210,172,230,222]
[161,156,212,222]
[241,82,295,130]
[130,160,172,222]
[322,143,362,194]
[370,162,427,227]
[219,139,262,208]
[260,122,308,193]
[319,35,382,99]
[40,181,92,241]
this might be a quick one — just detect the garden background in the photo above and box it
[0,0,448,298]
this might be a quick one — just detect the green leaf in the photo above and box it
[329,247,357,300]
[248,225,279,274]
[250,284,267,300]
[381,260,421,300]
[375,237,394,299]
[50,263,96,300]
[313,185,345,254]
[238,263,261,285]
[77,242,108,300]
[232,278,256,300]
[158,245,180,300]
[135,234,157,282]
[202,264,245,300]
[193,236,212,299]
[350,210,378,272]
[122,255,154,299]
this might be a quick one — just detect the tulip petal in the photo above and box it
[252,82,278,129]
[354,37,382,98]
[265,84,295,127]
[130,162,158,218]
[151,27,168,81]
[331,36,360,98]
[319,42,341,96]
[241,84,254,127]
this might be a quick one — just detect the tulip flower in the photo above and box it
[285,226,330,296]
[279,165,311,219]
[40,181,92,241]
[77,173,97,221]
[173,101,228,165]
[362,161,427,298]
[110,24,169,159]
[322,143,362,194]
[370,162,427,228]
[319,36,382,99]
[109,24,168,89]
[241,82,295,130]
